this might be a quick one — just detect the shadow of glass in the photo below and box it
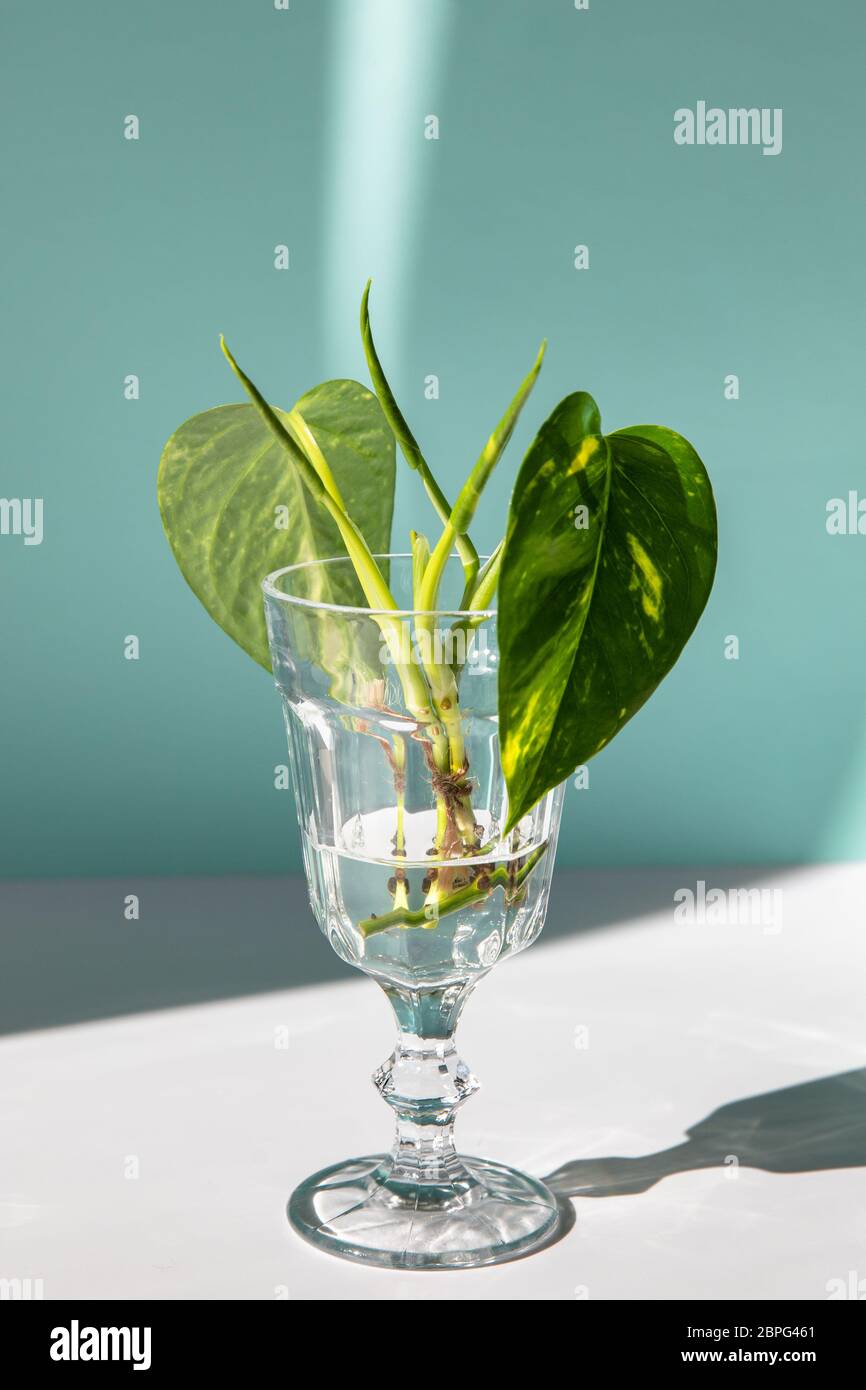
[544,1069,866,1199]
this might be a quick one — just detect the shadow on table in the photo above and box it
[544,1069,866,1198]
[0,865,786,1036]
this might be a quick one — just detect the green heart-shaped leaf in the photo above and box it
[158,380,396,669]
[498,392,717,830]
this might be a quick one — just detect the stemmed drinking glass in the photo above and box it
[263,553,566,1269]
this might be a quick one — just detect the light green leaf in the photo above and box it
[158,380,396,669]
[498,393,717,831]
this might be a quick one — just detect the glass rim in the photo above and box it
[262,553,497,620]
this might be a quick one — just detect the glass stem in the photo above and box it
[374,982,479,1187]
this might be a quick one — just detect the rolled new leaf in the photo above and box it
[361,280,479,593]
[450,340,546,536]
[498,394,717,831]
[410,530,430,609]
[419,340,546,612]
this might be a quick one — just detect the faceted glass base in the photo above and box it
[288,1153,563,1270]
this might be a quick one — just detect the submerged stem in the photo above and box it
[359,843,547,938]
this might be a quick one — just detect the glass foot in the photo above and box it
[288,1153,562,1270]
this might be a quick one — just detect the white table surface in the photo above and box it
[2,863,864,1301]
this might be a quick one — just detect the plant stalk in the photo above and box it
[359,843,547,938]
[220,336,437,729]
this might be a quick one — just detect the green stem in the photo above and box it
[359,843,547,938]
[413,539,477,844]
[410,532,477,844]
[450,540,504,674]
[284,407,346,510]
[220,335,436,727]
[391,734,410,911]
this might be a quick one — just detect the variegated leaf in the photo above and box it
[498,393,717,831]
[158,380,395,669]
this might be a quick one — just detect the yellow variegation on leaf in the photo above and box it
[498,393,717,832]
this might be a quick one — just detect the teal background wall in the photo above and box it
[2,0,865,877]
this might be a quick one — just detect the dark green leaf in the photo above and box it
[498,394,717,830]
